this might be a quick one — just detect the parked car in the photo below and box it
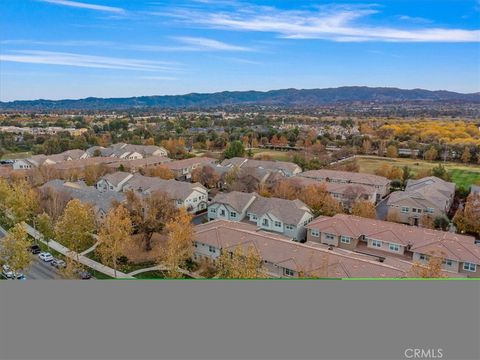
[30,244,41,254]
[38,252,54,262]
[2,264,14,279]
[14,273,26,280]
[78,271,92,280]
[51,258,66,269]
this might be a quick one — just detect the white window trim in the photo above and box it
[340,236,351,244]
[463,262,477,272]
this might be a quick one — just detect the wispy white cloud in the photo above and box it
[172,36,252,51]
[2,37,254,53]
[398,15,432,24]
[0,50,178,72]
[160,3,480,42]
[40,0,125,14]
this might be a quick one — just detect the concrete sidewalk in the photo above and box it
[24,224,134,279]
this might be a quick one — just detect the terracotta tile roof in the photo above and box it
[307,214,480,264]
[220,157,301,175]
[299,169,390,187]
[195,220,408,278]
[164,157,216,170]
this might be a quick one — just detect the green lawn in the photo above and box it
[134,270,167,279]
[355,156,480,189]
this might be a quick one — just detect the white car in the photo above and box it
[2,264,14,279]
[38,252,54,262]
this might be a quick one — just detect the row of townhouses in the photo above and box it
[13,143,169,170]
[208,191,314,240]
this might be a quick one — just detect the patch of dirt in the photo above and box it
[123,232,168,263]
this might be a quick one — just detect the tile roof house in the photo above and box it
[299,169,390,201]
[163,157,217,181]
[98,173,208,213]
[86,143,168,159]
[193,220,408,278]
[104,156,171,173]
[96,172,133,192]
[386,176,455,226]
[220,157,302,177]
[208,192,314,240]
[306,214,480,276]
[13,149,88,170]
[285,176,378,209]
[39,179,126,220]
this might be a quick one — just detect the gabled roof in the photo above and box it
[194,220,408,278]
[164,157,216,171]
[210,191,256,213]
[123,174,207,200]
[101,172,132,187]
[287,176,377,197]
[247,196,312,225]
[307,214,479,264]
[220,157,301,175]
[299,169,390,187]
[40,180,125,214]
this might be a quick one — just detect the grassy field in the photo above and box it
[355,156,480,189]
[251,148,294,162]
[1,151,32,160]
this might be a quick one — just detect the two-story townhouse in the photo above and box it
[164,157,217,181]
[96,172,133,192]
[299,169,390,201]
[246,197,314,240]
[285,176,377,209]
[220,157,302,177]
[86,143,169,159]
[386,176,455,225]
[193,220,408,278]
[119,173,208,213]
[208,192,313,240]
[306,214,480,277]
[208,191,257,221]
[39,180,126,220]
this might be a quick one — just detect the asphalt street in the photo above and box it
[27,258,62,280]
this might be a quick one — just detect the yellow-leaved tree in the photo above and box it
[162,208,194,278]
[216,245,266,279]
[55,199,96,261]
[351,200,376,219]
[0,223,32,275]
[97,205,132,278]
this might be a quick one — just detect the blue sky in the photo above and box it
[1,0,479,101]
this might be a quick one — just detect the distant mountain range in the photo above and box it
[1,87,479,111]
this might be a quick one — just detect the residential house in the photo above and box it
[101,173,208,213]
[86,143,168,159]
[193,220,408,278]
[208,192,314,240]
[39,180,126,220]
[221,157,302,177]
[306,214,480,277]
[386,176,455,225]
[285,176,377,209]
[299,169,390,201]
[104,156,171,173]
[96,172,133,192]
[13,149,87,170]
[164,157,217,181]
